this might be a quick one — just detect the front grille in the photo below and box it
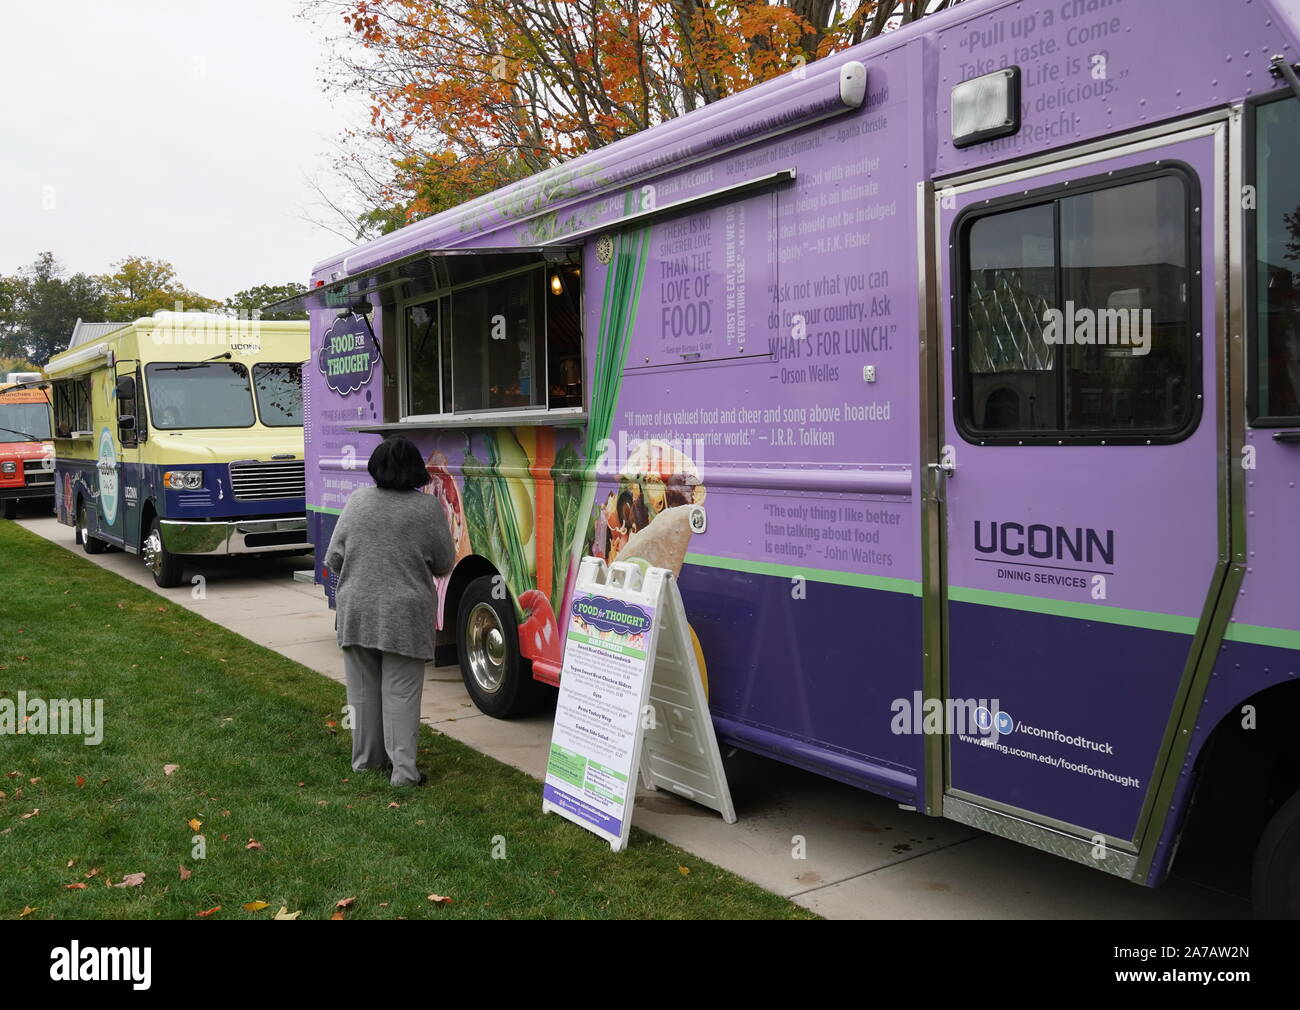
[229,460,305,501]
[25,472,54,487]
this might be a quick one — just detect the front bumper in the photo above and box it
[0,476,55,501]
[158,516,312,557]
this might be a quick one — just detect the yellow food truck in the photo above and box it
[44,312,311,586]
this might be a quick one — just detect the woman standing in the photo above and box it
[324,436,455,786]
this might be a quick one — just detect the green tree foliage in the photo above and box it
[224,282,309,320]
[102,255,221,321]
[0,252,109,365]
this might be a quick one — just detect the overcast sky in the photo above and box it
[0,0,360,301]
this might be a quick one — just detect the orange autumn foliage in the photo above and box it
[321,1,961,227]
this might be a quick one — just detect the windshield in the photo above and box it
[145,362,255,429]
[253,363,303,427]
[0,401,52,440]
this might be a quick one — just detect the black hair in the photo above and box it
[368,435,431,490]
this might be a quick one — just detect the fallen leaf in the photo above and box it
[0,791,6,799]
[273,906,302,920]
[178,865,192,881]
[114,872,146,888]
[221,810,230,816]
[29,777,40,784]
[19,809,38,820]
[84,868,100,879]
[63,883,87,890]
[388,802,401,809]
[297,782,305,788]
[335,897,355,909]
[4,772,16,779]
[427,894,453,904]
[378,902,389,908]
[246,838,263,850]
[196,906,221,918]
[243,901,270,912]
[66,859,75,868]
[330,911,345,920]
[19,906,36,917]
[75,776,85,788]
[678,866,691,876]
[187,818,202,832]
[163,765,179,777]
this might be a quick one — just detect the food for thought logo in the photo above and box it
[318,314,376,396]
[97,427,118,524]
[571,596,653,636]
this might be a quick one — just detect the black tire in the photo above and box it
[1,499,17,520]
[1252,789,1300,918]
[456,575,543,719]
[141,515,185,588]
[77,499,106,554]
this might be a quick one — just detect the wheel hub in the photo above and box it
[142,527,163,575]
[466,602,507,694]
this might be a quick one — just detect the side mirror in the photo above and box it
[118,415,136,433]
[116,375,136,400]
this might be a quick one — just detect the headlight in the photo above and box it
[0,461,16,474]
[164,470,204,490]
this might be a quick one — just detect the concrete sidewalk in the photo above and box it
[14,512,1248,919]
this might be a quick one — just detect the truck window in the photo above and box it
[399,260,582,418]
[252,363,303,427]
[53,377,91,437]
[958,168,1197,440]
[1252,95,1300,424]
[145,362,255,429]
[0,398,51,441]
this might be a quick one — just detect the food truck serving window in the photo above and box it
[955,165,1199,443]
[399,259,582,419]
[53,378,92,437]
[253,363,304,426]
[145,362,256,430]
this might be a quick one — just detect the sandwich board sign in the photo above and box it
[542,556,736,851]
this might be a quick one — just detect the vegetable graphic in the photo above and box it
[518,589,562,667]
[462,433,534,613]
[424,450,471,558]
[550,444,584,606]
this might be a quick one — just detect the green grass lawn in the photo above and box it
[0,522,815,920]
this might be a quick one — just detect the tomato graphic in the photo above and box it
[518,589,561,666]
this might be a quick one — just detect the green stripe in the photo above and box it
[948,585,1199,634]
[308,504,342,516]
[683,551,922,596]
[1223,622,1300,651]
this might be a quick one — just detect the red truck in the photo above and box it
[0,375,55,519]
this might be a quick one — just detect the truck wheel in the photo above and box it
[78,500,106,554]
[2,499,17,520]
[1253,790,1300,919]
[457,575,542,719]
[141,516,184,588]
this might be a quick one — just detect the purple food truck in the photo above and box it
[296,0,1300,914]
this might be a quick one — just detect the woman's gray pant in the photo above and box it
[342,646,425,786]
